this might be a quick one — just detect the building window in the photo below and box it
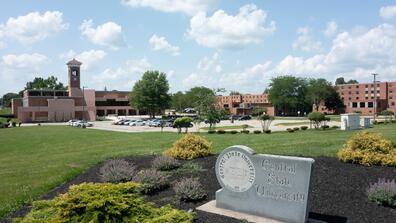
[365,91,368,94]
[392,102,395,106]
[356,91,359,94]
[352,102,358,108]
[359,102,365,108]
[365,97,369,100]
[390,96,393,99]
[365,84,368,88]
[348,91,351,95]
[368,102,373,108]
[356,97,359,100]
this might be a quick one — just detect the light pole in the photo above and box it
[82,86,88,120]
[372,73,378,121]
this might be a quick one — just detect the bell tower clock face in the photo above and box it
[69,66,80,88]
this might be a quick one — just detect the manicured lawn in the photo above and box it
[0,108,11,115]
[200,125,253,130]
[274,121,311,126]
[0,124,395,218]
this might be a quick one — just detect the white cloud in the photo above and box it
[121,0,216,16]
[60,50,107,71]
[0,11,67,44]
[187,4,276,49]
[380,5,396,20]
[0,53,49,95]
[324,21,338,37]
[292,27,322,52]
[276,23,396,81]
[94,58,152,89]
[1,53,48,70]
[149,34,180,56]
[80,20,126,50]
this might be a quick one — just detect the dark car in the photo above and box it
[238,115,251,120]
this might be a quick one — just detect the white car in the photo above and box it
[74,120,93,128]
[68,119,78,126]
[128,120,138,126]
[131,120,146,126]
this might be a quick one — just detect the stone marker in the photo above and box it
[212,145,314,223]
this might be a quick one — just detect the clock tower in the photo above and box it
[67,58,82,97]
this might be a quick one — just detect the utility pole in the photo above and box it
[372,73,378,121]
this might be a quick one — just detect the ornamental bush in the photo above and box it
[173,178,207,201]
[164,134,212,160]
[132,169,169,194]
[207,130,216,134]
[286,128,294,133]
[99,159,136,183]
[152,156,181,171]
[293,127,300,131]
[367,178,396,208]
[216,129,226,134]
[301,126,308,130]
[13,182,193,223]
[230,130,238,134]
[337,132,396,166]
[253,130,262,134]
[264,130,271,134]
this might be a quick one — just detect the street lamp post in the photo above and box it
[372,73,378,121]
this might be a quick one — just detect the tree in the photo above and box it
[346,79,358,84]
[1,92,19,107]
[324,89,345,112]
[204,106,222,130]
[170,91,189,111]
[308,112,329,129]
[185,87,216,116]
[229,91,241,96]
[24,76,66,91]
[258,114,274,131]
[335,77,346,85]
[251,107,267,117]
[173,117,193,133]
[306,78,333,111]
[129,71,171,118]
[268,76,309,116]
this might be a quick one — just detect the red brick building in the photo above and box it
[12,59,140,122]
[317,81,396,115]
[217,94,275,116]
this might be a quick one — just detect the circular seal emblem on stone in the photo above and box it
[216,147,256,192]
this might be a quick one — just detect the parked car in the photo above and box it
[130,120,146,126]
[128,120,138,126]
[68,119,78,126]
[74,120,93,128]
[238,115,251,120]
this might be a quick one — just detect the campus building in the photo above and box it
[317,81,396,115]
[217,94,275,116]
[12,59,139,122]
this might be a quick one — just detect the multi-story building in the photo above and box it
[12,59,141,122]
[317,81,396,115]
[217,94,275,116]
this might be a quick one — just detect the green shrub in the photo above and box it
[321,125,330,130]
[264,130,271,134]
[174,117,193,133]
[293,127,299,131]
[331,125,339,129]
[207,130,216,134]
[379,110,395,116]
[286,128,294,133]
[253,130,261,134]
[337,132,396,166]
[133,169,169,194]
[173,178,207,201]
[240,130,250,134]
[308,112,326,129]
[367,178,396,208]
[164,134,212,160]
[13,182,193,223]
[11,121,16,127]
[216,129,226,134]
[230,130,238,134]
[152,156,181,171]
[99,159,136,183]
[301,126,308,130]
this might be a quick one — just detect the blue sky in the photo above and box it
[1,0,396,96]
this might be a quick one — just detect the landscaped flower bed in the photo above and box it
[4,155,396,223]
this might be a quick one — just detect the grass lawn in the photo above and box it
[275,121,311,126]
[1,124,396,218]
[200,125,253,130]
[0,108,11,115]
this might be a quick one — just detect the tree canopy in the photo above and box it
[129,71,171,117]
[335,77,358,85]
[1,92,19,107]
[24,76,66,91]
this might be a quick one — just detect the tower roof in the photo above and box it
[66,58,82,66]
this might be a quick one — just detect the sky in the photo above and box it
[0,0,396,96]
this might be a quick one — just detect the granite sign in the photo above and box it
[215,145,315,223]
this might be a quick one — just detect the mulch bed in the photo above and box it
[2,155,396,223]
